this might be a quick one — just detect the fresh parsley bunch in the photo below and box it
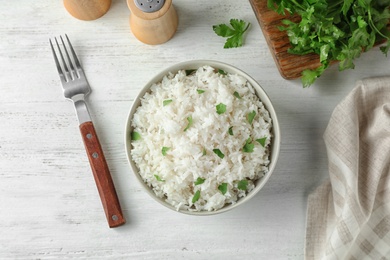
[268,0,390,87]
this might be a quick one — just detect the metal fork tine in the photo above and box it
[49,39,65,80]
[50,35,91,98]
[60,35,78,79]
[65,34,82,71]
[55,37,71,82]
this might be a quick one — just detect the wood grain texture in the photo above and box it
[63,0,112,21]
[79,121,125,228]
[249,0,322,79]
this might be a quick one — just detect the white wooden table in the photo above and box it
[1,0,389,259]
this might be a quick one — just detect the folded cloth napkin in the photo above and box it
[305,77,390,259]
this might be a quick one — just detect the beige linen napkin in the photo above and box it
[305,77,390,259]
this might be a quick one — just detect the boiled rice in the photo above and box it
[131,65,272,211]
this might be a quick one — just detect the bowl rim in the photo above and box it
[125,59,281,216]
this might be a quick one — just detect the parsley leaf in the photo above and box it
[213,24,235,38]
[184,115,193,132]
[197,89,205,94]
[162,146,170,156]
[243,138,254,153]
[218,69,227,75]
[154,174,165,182]
[238,180,248,190]
[163,99,173,106]
[192,190,201,203]
[218,183,228,195]
[213,149,225,159]
[213,19,251,48]
[256,137,267,147]
[301,65,326,88]
[216,103,227,114]
[247,111,256,124]
[131,131,141,141]
[228,126,234,136]
[233,91,241,99]
[194,177,205,185]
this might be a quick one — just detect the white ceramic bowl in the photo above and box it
[125,60,280,215]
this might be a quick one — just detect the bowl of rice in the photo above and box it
[125,60,280,215]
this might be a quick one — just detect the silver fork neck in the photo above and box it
[72,94,92,125]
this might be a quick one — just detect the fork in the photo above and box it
[50,35,125,228]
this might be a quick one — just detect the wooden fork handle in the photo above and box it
[79,121,125,228]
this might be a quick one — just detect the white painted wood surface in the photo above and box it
[1,0,389,259]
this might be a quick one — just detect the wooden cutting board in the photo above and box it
[249,0,390,80]
[249,0,321,79]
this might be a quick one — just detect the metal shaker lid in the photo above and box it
[134,0,165,13]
